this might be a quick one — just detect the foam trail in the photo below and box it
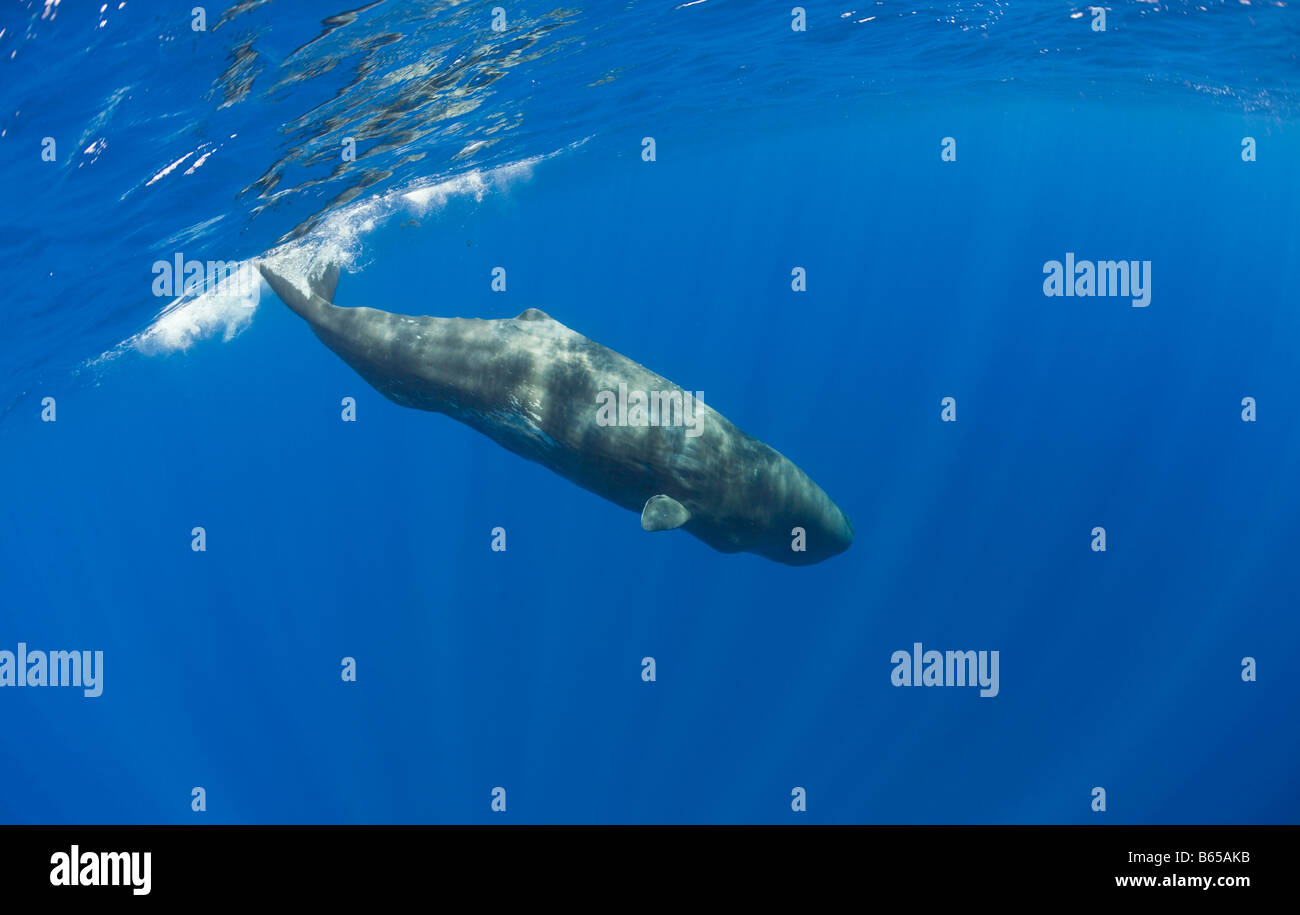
[93,147,571,367]
[131,260,262,356]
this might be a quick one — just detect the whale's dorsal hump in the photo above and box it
[515,307,553,322]
[641,494,691,532]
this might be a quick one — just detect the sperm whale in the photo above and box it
[258,261,853,565]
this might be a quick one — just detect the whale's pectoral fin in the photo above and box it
[641,494,691,532]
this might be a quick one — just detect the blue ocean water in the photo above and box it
[1,1,1298,824]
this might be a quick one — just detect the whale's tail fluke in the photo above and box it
[257,260,340,321]
[308,260,340,304]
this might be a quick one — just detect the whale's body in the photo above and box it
[259,262,853,565]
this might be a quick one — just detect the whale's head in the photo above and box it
[765,495,854,566]
[680,449,854,566]
[743,444,854,566]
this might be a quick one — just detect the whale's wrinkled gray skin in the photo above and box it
[259,262,853,565]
